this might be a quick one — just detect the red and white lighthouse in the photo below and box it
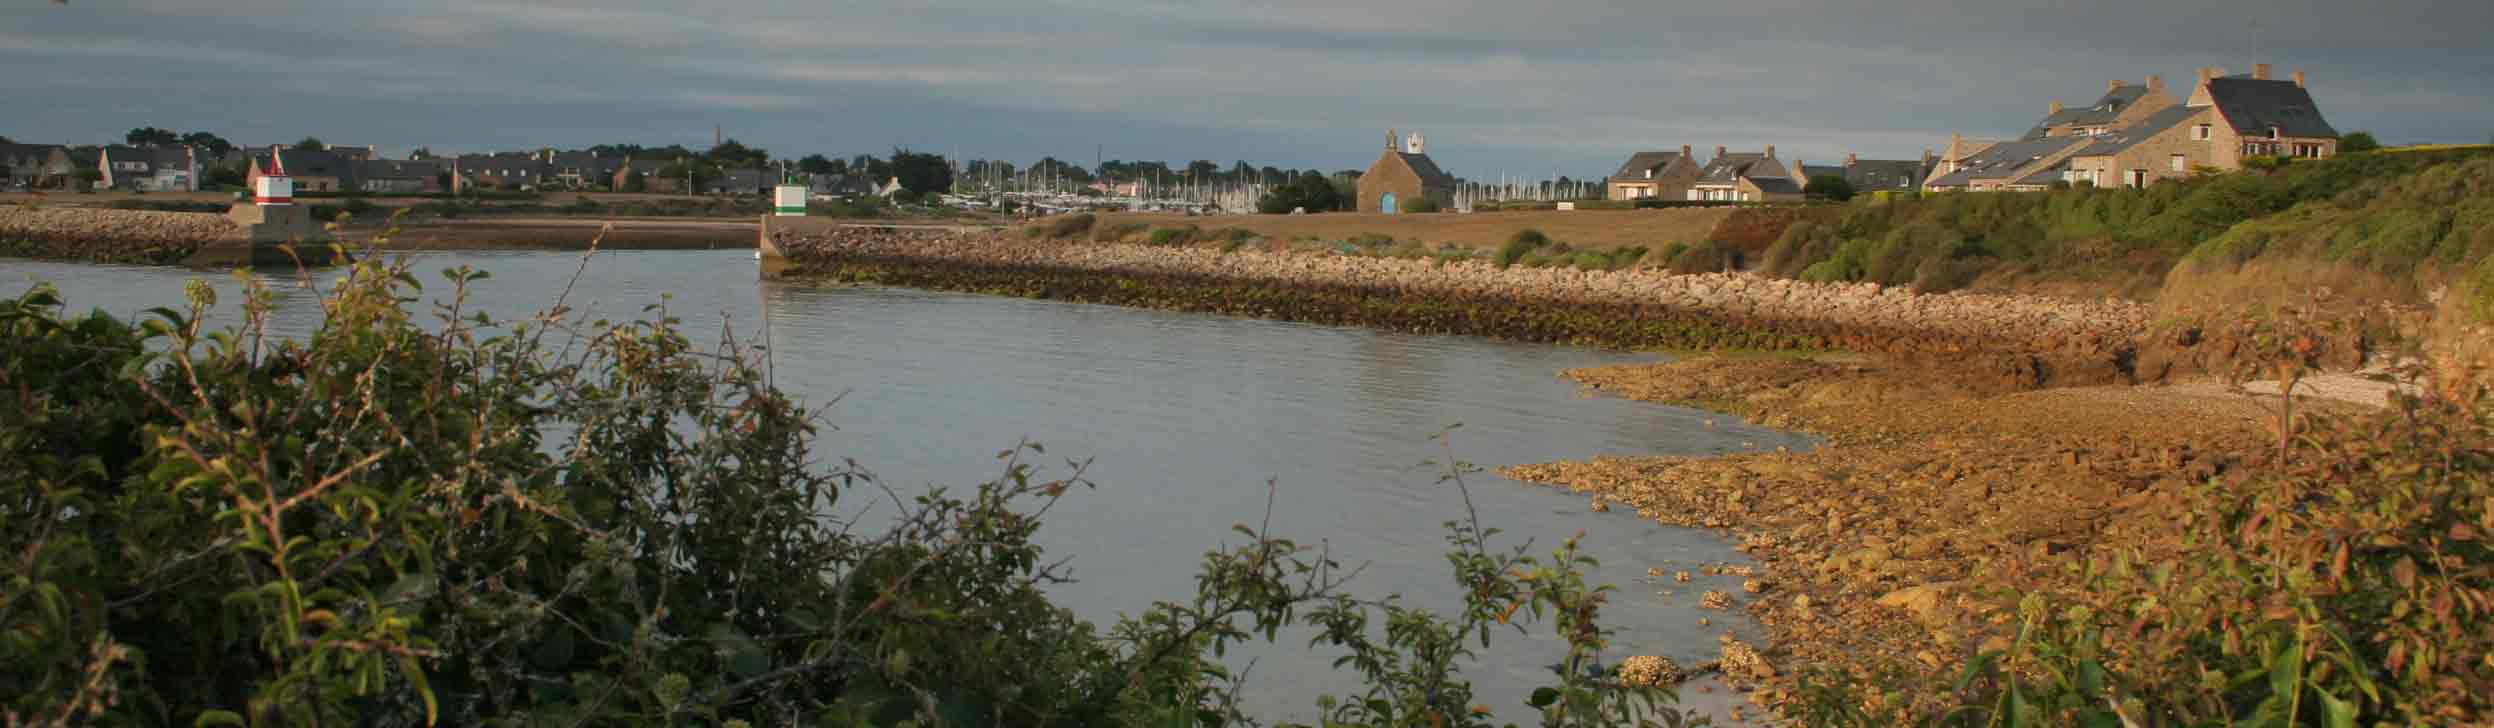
[253,145,293,206]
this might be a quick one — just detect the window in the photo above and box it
[2192,124,2212,141]
[2170,154,2187,172]
[2270,127,2282,140]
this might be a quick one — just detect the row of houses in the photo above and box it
[1605,145,1934,203]
[5,140,898,199]
[1927,63,2338,191]
[1597,61,2341,201]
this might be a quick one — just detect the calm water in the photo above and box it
[5,250,1812,721]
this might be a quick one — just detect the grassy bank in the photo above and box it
[1757,147,2494,307]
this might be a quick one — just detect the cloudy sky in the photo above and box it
[4,0,2489,179]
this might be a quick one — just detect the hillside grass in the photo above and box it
[1756,147,2494,306]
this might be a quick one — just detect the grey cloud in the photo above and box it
[1,0,2488,178]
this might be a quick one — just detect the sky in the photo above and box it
[4,0,2490,180]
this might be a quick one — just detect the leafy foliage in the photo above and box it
[2339,132,2381,154]
[1803,175,1855,202]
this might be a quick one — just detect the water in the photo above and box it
[5,250,1813,721]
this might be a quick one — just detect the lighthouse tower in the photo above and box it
[254,145,294,206]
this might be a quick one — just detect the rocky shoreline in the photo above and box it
[1499,355,2299,717]
[775,228,2177,389]
[1,205,244,265]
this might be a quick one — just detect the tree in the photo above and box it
[890,148,952,194]
[620,168,646,192]
[0,135,12,145]
[705,139,768,167]
[295,137,326,151]
[408,147,435,160]
[203,165,245,189]
[2339,131,2381,153]
[796,154,836,175]
[124,127,178,146]
[1256,172,1348,214]
[1804,175,1856,202]
[179,131,232,157]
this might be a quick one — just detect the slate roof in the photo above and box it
[2015,162,2068,187]
[1798,164,1846,181]
[1392,151,1457,188]
[1844,159,1928,191]
[2023,84,2152,139]
[2205,75,2338,139]
[548,151,624,177]
[1924,137,2083,187]
[2073,105,2202,157]
[1696,153,1773,185]
[721,168,769,191]
[1749,176,1803,195]
[1610,150,1685,181]
[456,153,545,176]
[0,143,67,167]
[354,159,442,181]
[102,145,191,173]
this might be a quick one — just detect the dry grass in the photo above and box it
[1087,208,1736,251]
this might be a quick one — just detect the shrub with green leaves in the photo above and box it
[1495,229,1552,268]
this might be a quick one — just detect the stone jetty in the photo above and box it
[773,227,2163,388]
[1,205,338,267]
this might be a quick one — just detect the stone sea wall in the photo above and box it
[776,228,2167,388]
[0,206,243,265]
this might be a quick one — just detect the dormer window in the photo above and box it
[2270,127,2282,140]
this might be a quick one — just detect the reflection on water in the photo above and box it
[8,250,1813,722]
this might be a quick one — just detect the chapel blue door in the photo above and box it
[1381,192,1397,214]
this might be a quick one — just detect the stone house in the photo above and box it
[1604,146,1701,201]
[1787,153,1938,195]
[547,150,626,191]
[2025,76,2176,139]
[2061,105,2208,188]
[1,144,75,187]
[247,148,352,192]
[352,159,444,194]
[614,159,687,194]
[2062,65,2339,188]
[1689,146,1801,202]
[99,145,199,192]
[1356,130,1456,214]
[454,152,549,190]
[2185,65,2340,169]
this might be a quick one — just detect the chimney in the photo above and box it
[1764,145,1776,159]
[1846,152,1858,166]
[2146,74,2164,93]
[2197,67,2215,84]
[2049,99,2064,114]
[1680,144,1693,159]
[2293,69,2306,87]
[2108,79,2123,93]
[2254,63,2272,80]
[1715,145,1727,158]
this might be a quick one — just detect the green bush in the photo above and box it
[1398,196,1441,213]
[0,262,1693,727]
[1093,222,1148,243]
[1147,225,1204,246]
[1046,213,1097,238]
[1494,229,1551,268]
